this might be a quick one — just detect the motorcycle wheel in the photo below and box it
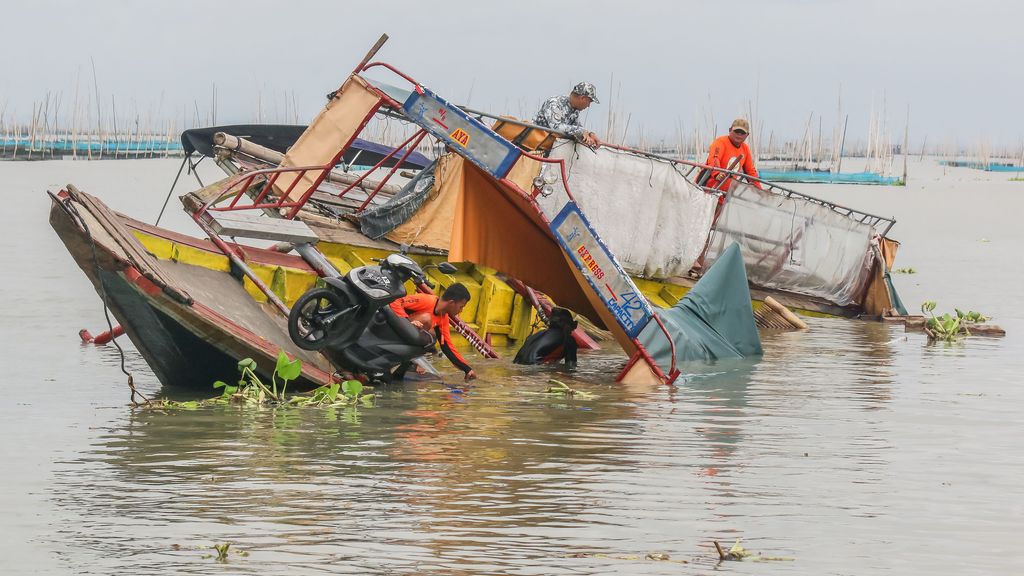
[288,288,353,351]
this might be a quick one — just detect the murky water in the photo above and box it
[2,158,1022,574]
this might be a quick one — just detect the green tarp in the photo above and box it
[639,243,763,372]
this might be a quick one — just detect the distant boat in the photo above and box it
[939,159,1023,172]
[759,169,902,185]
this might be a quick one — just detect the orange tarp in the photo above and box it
[385,153,641,354]
[862,237,901,317]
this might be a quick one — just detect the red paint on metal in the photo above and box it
[356,129,427,213]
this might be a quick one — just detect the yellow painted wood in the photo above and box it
[638,285,670,309]
[475,275,514,336]
[133,232,175,259]
[171,243,231,272]
[659,284,688,306]
[343,249,368,268]
[241,265,276,302]
[509,293,538,341]
[469,264,497,284]
[130,230,842,348]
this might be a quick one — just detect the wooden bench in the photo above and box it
[206,211,320,244]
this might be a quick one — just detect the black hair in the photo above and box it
[441,282,471,302]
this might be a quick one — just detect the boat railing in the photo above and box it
[453,109,897,237]
[195,127,429,222]
[195,164,331,219]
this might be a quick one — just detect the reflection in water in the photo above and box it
[9,158,1022,574]
[48,356,648,574]
[41,315,1017,575]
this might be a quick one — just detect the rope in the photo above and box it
[66,199,149,407]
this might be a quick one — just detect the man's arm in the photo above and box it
[742,144,763,189]
[435,319,475,380]
[705,139,724,168]
[697,140,724,186]
[388,298,411,318]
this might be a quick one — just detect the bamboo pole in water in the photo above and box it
[902,104,910,183]
[836,115,848,174]
[90,57,102,159]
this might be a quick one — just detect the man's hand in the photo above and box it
[410,320,425,329]
[582,131,601,147]
[464,369,477,381]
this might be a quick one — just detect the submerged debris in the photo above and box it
[714,540,794,562]
[545,379,597,399]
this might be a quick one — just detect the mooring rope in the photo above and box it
[65,199,149,407]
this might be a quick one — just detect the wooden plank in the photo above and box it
[67,185,192,304]
[207,211,319,244]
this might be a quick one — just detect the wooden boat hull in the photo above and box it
[49,188,334,391]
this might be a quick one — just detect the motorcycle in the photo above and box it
[287,253,457,381]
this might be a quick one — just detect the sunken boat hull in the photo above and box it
[49,186,334,391]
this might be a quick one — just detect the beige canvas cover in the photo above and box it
[274,76,383,202]
[385,154,462,250]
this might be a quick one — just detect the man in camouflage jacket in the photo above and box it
[534,82,602,147]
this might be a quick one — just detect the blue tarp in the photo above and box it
[639,243,762,372]
[938,160,1023,172]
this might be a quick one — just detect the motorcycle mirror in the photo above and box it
[437,262,458,274]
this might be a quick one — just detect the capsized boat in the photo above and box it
[51,36,906,388]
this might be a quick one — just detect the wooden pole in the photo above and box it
[353,33,389,75]
[902,104,910,184]
[836,115,848,174]
[91,56,102,159]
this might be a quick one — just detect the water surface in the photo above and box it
[1,158,1021,574]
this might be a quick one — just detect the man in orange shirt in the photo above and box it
[389,283,477,381]
[699,118,763,190]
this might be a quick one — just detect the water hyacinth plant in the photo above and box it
[148,351,374,408]
[920,301,990,342]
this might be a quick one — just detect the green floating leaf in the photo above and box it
[342,379,363,398]
[275,351,302,382]
[237,358,258,373]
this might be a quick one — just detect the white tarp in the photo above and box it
[538,144,718,278]
[702,182,876,306]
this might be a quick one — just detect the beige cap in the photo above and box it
[730,118,750,134]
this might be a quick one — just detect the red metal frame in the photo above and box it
[356,129,428,212]
[187,61,695,384]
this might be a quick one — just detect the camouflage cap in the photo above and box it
[571,82,600,104]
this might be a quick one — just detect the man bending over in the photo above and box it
[389,283,477,381]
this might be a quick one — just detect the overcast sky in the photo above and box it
[2,0,1021,150]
